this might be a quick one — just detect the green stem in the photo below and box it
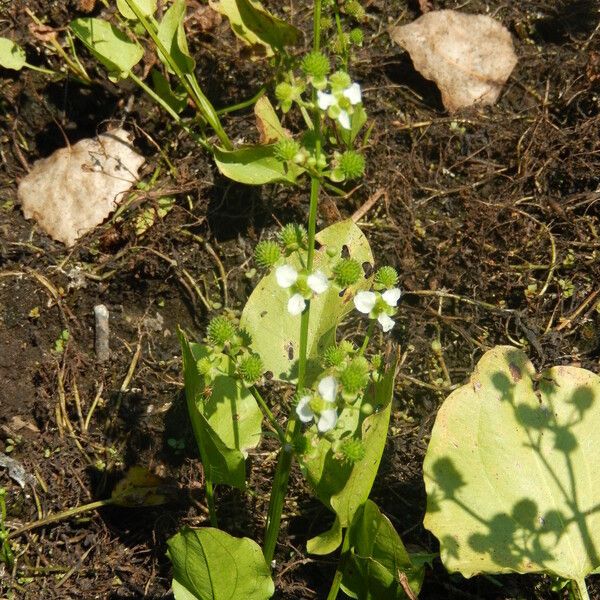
[571,579,590,600]
[216,87,266,115]
[326,528,351,600]
[359,320,375,356]
[205,479,218,527]
[123,0,232,150]
[249,386,285,442]
[261,0,323,567]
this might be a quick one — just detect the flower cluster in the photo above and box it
[354,288,401,332]
[317,79,362,130]
[276,264,329,315]
[296,375,339,432]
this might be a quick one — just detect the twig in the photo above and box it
[351,188,386,223]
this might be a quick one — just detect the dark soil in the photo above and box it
[1,0,599,598]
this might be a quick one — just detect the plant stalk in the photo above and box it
[571,579,590,600]
[326,528,351,600]
[205,479,218,527]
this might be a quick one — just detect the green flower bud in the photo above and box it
[323,345,347,368]
[254,240,282,269]
[274,138,301,162]
[196,357,213,376]
[320,16,334,29]
[370,353,383,371]
[333,258,362,287]
[339,340,355,354]
[239,353,264,384]
[339,150,365,180]
[330,70,352,92]
[340,357,370,395]
[344,0,366,21]
[349,27,363,46]
[301,51,330,80]
[207,316,236,346]
[330,33,350,56]
[279,223,308,252]
[339,437,366,462]
[374,266,398,288]
[275,82,293,103]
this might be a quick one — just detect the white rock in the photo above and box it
[18,128,145,246]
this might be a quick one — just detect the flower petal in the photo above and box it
[337,110,351,130]
[296,396,314,423]
[276,264,298,288]
[318,375,338,402]
[288,293,306,315]
[317,408,338,433]
[377,313,395,332]
[343,82,362,105]
[354,291,376,314]
[317,91,336,110]
[382,287,401,307]
[307,270,329,295]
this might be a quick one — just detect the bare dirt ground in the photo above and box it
[0,0,599,598]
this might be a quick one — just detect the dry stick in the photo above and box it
[405,289,516,315]
[555,288,600,332]
[84,382,104,433]
[398,570,418,600]
[351,188,386,223]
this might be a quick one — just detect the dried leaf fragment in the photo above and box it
[18,129,145,247]
[390,10,517,112]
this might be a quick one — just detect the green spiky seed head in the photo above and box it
[339,151,365,180]
[339,437,366,462]
[207,316,236,346]
[349,27,363,46]
[239,353,264,383]
[254,240,282,269]
[330,33,350,56]
[374,266,398,288]
[320,16,334,29]
[275,82,293,103]
[279,223,307,252]
[323,345,347,368]
[274,138,301,162]
[371,353,383,370]
[301,51,330,79]
[196,357,213,376]
[330,70,352,92]
[339,340,355,354]
[340,357,370,394]
[344,0,366,21]
[333,258,362,287]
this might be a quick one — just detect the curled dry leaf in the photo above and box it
[390,10,517,112]
[18,129,145,247]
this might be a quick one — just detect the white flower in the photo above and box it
[307,270,329,294]
[354,291,377,314]
[316,82,362,130]
[276,264,298,288]
[295,376,339,433]
[288,293,306,316]
[353,287,401,332]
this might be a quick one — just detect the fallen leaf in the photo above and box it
[390,10,517,112]
[18,129,145,247]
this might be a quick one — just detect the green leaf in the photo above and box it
[70,18,143,80]
[299,363,396,527]
[307,515,343,555]
[341,500,425,600]
[151,69,188,114]
[157,0,195,74]
[214,0,301,56]
[0,37,26,71]
[167,527,274,600]
[213,144,296,185]
[424,345,600,582]
[179,330,263,489]
[240,220,373,383]
[116,0,157,20]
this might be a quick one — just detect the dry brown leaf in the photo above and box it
[390,10,517,112]
[418,0,434,14]
[18,129,145,247]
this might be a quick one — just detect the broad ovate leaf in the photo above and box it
[307,515,343,556]
[71,18,143,80]
[300,362,396,529]
[212,0,301,57]
[390,10,517,112]
[341,500,424,600]
[241,220,373,383]
[0,37,26,71]
[254,96,288,144]
[213,144,296,185]
[116,0,157,20]
[157,0,195,74]
[179,330,262,489]
[424,345,600,584]
[168,527,274,600]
